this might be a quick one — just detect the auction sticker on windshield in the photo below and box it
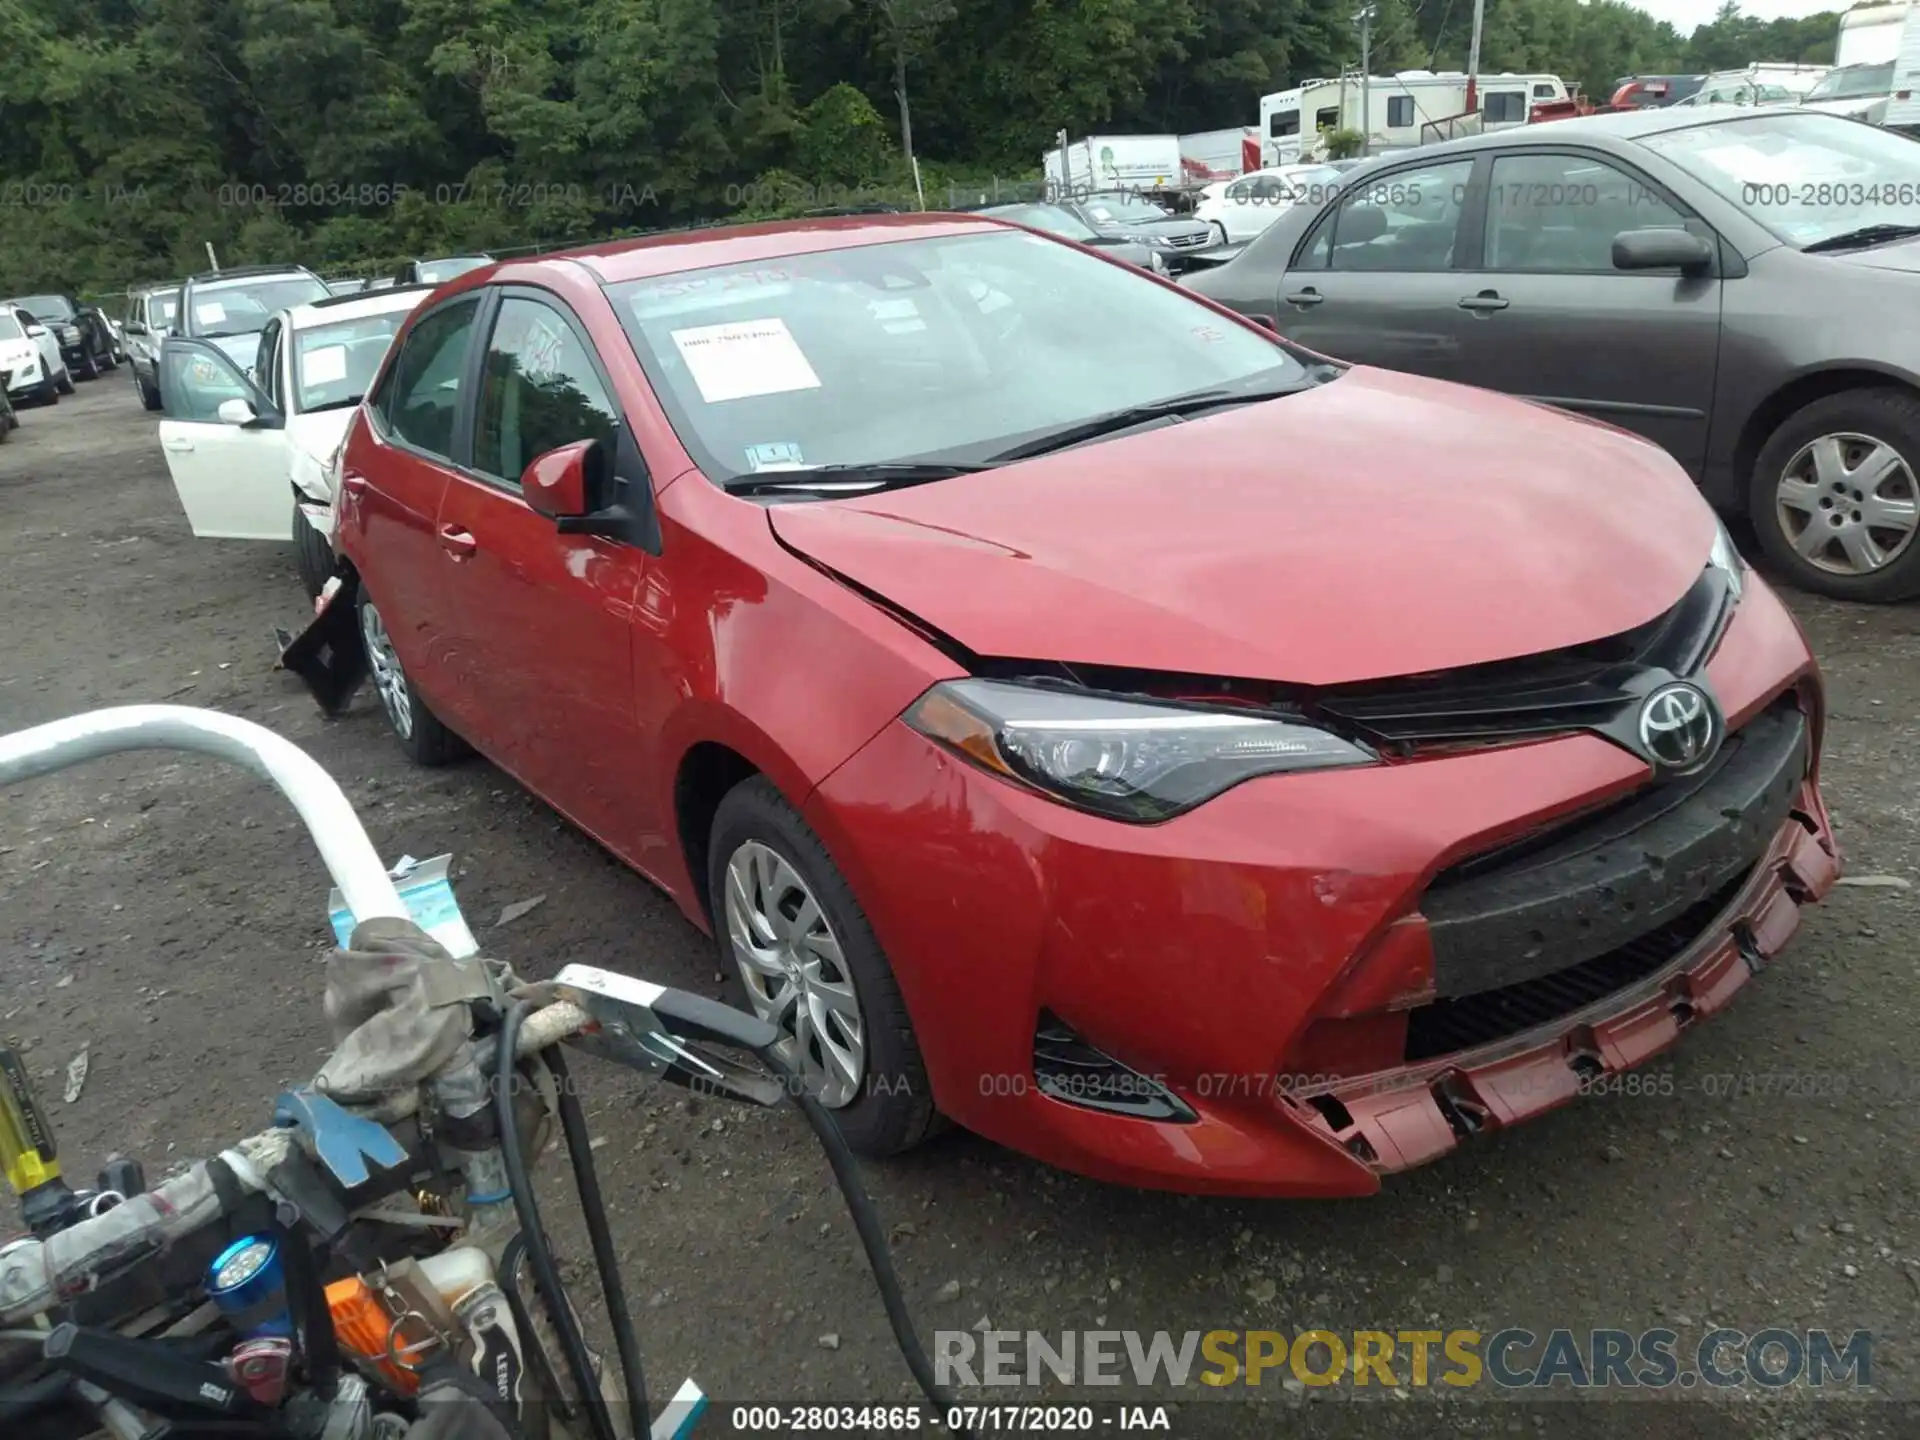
[302,345,348,385]
[196,301,227,325]
[672,318,822,403]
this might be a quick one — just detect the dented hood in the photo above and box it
[767,367,1718,687]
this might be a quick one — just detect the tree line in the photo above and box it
[0,0,1845,297]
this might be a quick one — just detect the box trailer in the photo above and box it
[1178,127,1258,183]
[1043,135,1184,200]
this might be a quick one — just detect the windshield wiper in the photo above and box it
[1802,223,1920,254]
[725,461,996,495]
[302,398,364,414]
[988,382,1314,463]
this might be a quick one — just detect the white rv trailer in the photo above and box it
[1257,71,1568,162]
[1837,3,1910,66]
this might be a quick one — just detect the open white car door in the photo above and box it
[157,339,293,540]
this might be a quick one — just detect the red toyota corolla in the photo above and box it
[303,214,1838,1196]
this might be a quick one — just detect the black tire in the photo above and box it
[37,377,58,405]
[137,368,162,412]
[78,350,100,380]
[54,367,73,396]
[1748,387,1920,604]
[706,777,941,1157]
[353,586,467,766]
[294,502,335,600]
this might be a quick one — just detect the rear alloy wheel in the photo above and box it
[708,777,941,1156]
[354,589,467,765]
[1751,389,1920,602]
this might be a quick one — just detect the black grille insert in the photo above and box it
[1403,873,1747,1061]
[1033,1013,1196,1122]
[1312,567,1733,753]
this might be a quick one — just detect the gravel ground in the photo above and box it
[2,378,1918,1439]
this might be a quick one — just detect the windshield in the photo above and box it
[417,257,489,283]
[1642,111,1920,248]
[187,276,329,337]
[0,313,22,341]
[145,290,178,326]
[608,229,1308,483]
[1805,64,1893,102]
[988,205,1098,241]
[1082,193,1170,224]
[292,312,411,412]
[7,295,75,321]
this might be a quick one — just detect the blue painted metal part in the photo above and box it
[273,1088,410,1189]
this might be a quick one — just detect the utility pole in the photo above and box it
[1465,0,1485,115]
[1354,5,1375,157]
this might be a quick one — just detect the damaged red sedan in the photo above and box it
[313,214,1838,1196]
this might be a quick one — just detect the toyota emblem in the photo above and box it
[1637,682,1720,772]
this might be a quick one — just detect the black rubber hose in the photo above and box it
[754,1047,972,1438]
[495,1001,618,1440]
[548,1046,651,1436]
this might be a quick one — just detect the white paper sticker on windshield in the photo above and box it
[745,442,808,472]
[671,318,821,403]
[195,301,227,324]
[302,344,348,385]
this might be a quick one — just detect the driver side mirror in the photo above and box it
[520,435,661,552]
[124,321,147,336]
[521,438,608,519]
[1612,228,1714,274]
[217,397,260,427]
[24,324,46,338]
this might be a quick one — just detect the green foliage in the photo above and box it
[0,0,1849,294]
[1321,128,1367,160]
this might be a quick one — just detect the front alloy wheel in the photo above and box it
[723,840,866,1108]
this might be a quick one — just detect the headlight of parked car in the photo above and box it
[57,325,80,344]
[905,679,1377,821]
[1147,251,1167,273]
[1708,514,1746,603]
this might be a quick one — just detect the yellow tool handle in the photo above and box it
[0,1046,61,1195]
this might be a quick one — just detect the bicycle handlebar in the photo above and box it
[0,705,407,927]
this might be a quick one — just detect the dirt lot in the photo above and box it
[2,378,1918,1439]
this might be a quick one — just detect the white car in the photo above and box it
[155,286,433,595]
[0,304,72,406]
[1192,163,1348,245]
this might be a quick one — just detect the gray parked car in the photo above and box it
[122,282,181,411]
[1184,106,1920,602]
[970,202,1169,274]
[1053,190,1216,265]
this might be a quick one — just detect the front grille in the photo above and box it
[1420,700,1805,998]
[1032,1013,1196,1122]
[1312,567,1733,753]
[1403,872,1747,1060]
[1167,233,1210,247]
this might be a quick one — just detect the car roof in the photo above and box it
[187,265,323,290]
[548,214,1004,285]
[285,287,436,328]
[1377,104,1832,162]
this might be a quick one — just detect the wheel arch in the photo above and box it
[673,739,764,931]
[1732,365,1920,511]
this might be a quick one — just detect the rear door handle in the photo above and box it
[1458,291,1510,313]
[437,524,478,559]
[1284,287,1325,308]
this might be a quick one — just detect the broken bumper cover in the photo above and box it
[1289,777,1839,1174]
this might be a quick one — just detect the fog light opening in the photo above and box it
[1030,1011,1197,1123]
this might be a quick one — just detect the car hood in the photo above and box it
[767,368,1716,687]
[206,333,262,366]
[1815,236,1920,273]
[1110,217,1211,240]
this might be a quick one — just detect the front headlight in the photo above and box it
[904,679,1377,822]
[1708,514,1746,603]
[1147,251,1167,272]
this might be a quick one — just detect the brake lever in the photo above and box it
[549,966,787,1108]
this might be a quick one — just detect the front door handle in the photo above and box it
[437,524,478,560]
[342,474,369,495]
[162,437,193,453]
[1458,290,1510,314]
[1284,287,1325,308]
